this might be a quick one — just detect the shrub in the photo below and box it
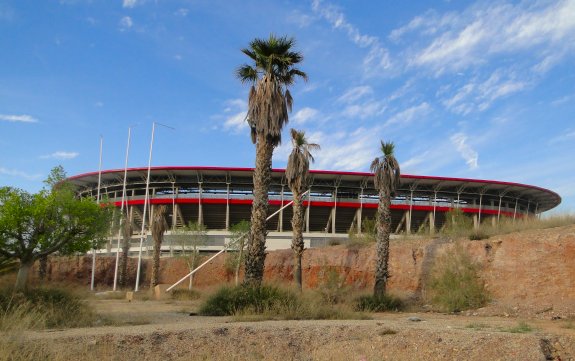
[198,284,298,316]
[469,230,489,240]
[0,287,96,330]
[354,294,403,312]
[199,284,369,321]
[316,266,350,304]
[427,245,489,312]
[170,289,201,301]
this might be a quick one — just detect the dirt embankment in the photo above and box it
[38,225,575,316]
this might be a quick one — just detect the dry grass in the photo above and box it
[440,213,575,240]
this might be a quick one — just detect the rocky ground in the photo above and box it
[17,298,575,361]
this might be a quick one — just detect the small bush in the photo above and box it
[170,289,201,301]
[199,284,298,316]
[354,294,403,312]
[317,266,350,304]
[0,287,96,330]
[427,245,489,313]
[469,230,489,240]
[199,284,369,321]
[502,321,533,333]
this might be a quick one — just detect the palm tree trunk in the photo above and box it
[244,135,274,286]
[150,233,162,288]
[374,187,392,296]
[291,190,305,290]
[15,259,34,291]
[119,222,132,288]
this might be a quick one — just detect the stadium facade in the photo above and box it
[69,166,561,252]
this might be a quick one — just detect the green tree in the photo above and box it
[226,220,250,286]
[237,34,307,286]
[0,171,112,290]
[150,205,168,288]
[370,141,401,297]
[179,221,207,290]
[285,129,319,290]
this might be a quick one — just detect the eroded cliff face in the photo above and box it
[34,225,575,314]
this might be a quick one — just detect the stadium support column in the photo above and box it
[513,198,518,223]
[305,187,311,233]
[171,184,177,256]
[407,190,413,234]
[279,185,284,232]
[430,191,437,234]
[331,187,338,234]
[225,182,230,230]
[477,193,483,229]
[535,202,540,220]
[497,195,503,224]
[198,182,203,226]
[357,187,364,234]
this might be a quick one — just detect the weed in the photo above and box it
[170,289,201,301]
[427,244,489,313]
[378,328,398,335]
[0,286,96,330]
[501,321,534,333]
[466,322,489,330]
[317,266,350,304]
[354,294,403,312]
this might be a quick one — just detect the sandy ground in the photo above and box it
[15,298,575,361]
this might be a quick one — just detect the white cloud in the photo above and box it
[0,114,38,123]
[278,127,380,171]
[384,102,431,127]
[292,107,318,125]
[119,16,133,30]
[311,0,392,77]
[342,101,385,120]
[450,133,478,169]
[441,70,529,115]
[287,10,314,28]
[337,86,372,103]
[407,1,575,73]
[122,0,137,8]
[0,167,42,180]
[175,8,189,17]
[549,129,575,144]
[218,99,247,133]
[40,151,79,160]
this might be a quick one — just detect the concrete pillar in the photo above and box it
[279,186,284,232]
[473,213,479,230]
[407,190,414,234]
[225,183,230,230]
[357,188,363,234]
[332,187,338,234]
[429,211,435,234]
[305,187,311,233]
[198,182,203,226]
[478,194,483,226]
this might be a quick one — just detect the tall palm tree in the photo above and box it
[371,141,401,296]
[150,205,168,288]
[237,34,307,286]
[286,129,319,290]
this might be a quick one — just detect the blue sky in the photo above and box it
[0,0,574,213]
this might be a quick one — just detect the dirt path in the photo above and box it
[15,299,575,361]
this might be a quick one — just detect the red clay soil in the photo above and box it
[35,225,575,317]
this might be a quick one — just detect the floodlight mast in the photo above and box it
[91,136,103,292]
[113,127,132,291]
[134,122,174,292]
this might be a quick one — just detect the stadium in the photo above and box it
[69,166,561,253]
